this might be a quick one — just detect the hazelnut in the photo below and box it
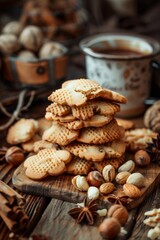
[19,26,43,51]
[98,217,121,239]
[134,150,151,166]
[102,165,115,182]
[108,204,129,226]
[87,171,103,187]
[5,146,24,165]
[87,186,100,200]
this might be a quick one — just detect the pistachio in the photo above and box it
[102,165,115,182]
[126,172,145,188]
[99,183,114,195]
[87,186,100,200]
[115,172,131,185]
[118,160,135,173]
[71,175,89,191]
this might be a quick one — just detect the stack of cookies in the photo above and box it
[24,79,127,179]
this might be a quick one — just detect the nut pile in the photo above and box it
[0,23,65,60]
[72,159,145,200]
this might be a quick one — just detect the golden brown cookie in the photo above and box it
[66,140,126,161]
[21,134,41,152]
[33,140,58,153]
[7,118,38,144]
[45,112,76,122]
[42,122,79,146]
[116,118,135,130]
[94,155,125,171]
[58,115,113,130]
[24,149,72,180]
[124,128,157,151]
[77,119,124,144]
[46,102,71,117]
[38,118,52,136]
[49,79,126,106]
[66,156,92,175]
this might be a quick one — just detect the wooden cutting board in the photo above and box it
[12,163,160,210]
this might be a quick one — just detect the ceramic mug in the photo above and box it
[80,33,160,117]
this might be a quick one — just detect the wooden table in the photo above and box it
[0,55,159,240]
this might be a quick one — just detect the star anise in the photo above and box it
[106,194,129,206]
[68,197,98,225]
[0,147,8,163]
[146,133,160,165]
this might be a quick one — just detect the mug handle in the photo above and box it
[152,60,160,70]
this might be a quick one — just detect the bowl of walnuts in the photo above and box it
[0,22,68,89]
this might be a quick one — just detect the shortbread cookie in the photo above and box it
[77,119,124,144]
[124,128,157,151]
[49,79,127,106]
[42,122,79,146]
[94,155,125,171]
[21,134,41,152]
[7,118,38,144]
[45,112,76,122]
[58,115,113,130]
[38,118,52,136]
[66,140,126,161]
[116,118,134,130]
[33,140,58,153]
[24,149,72,179]
[46,102,71,117]
[46,99,120,120]
[66,156,92,175]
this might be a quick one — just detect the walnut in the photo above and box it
[2,21,23,37]
[19,26,43,51]
[0,34,20,55]
[144,100,160,133]
[39,42,64,59]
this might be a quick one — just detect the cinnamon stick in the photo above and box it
[0,209,18,233]
[0,203,16,220]
[0,180,25,206]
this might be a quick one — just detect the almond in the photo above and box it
[123,183,141,198]
[99,182,115,195]
[115,172,131,185]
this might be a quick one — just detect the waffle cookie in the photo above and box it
[58,115,113,130]
[7,118,38,144]
[21,134,41,152]
[94,155,125,171]
[66,156,92,175]
[42,122,79,146]
[49,79,127,106]
[33,140,58,153]
[77,119,124,144]
[46,99,120,121]
[24,149,72,180]
[66,140,126,161]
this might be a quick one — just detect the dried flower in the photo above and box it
[146,133,160,165]
[68,197,98,225]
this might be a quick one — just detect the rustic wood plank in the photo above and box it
[12,162,160,210]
